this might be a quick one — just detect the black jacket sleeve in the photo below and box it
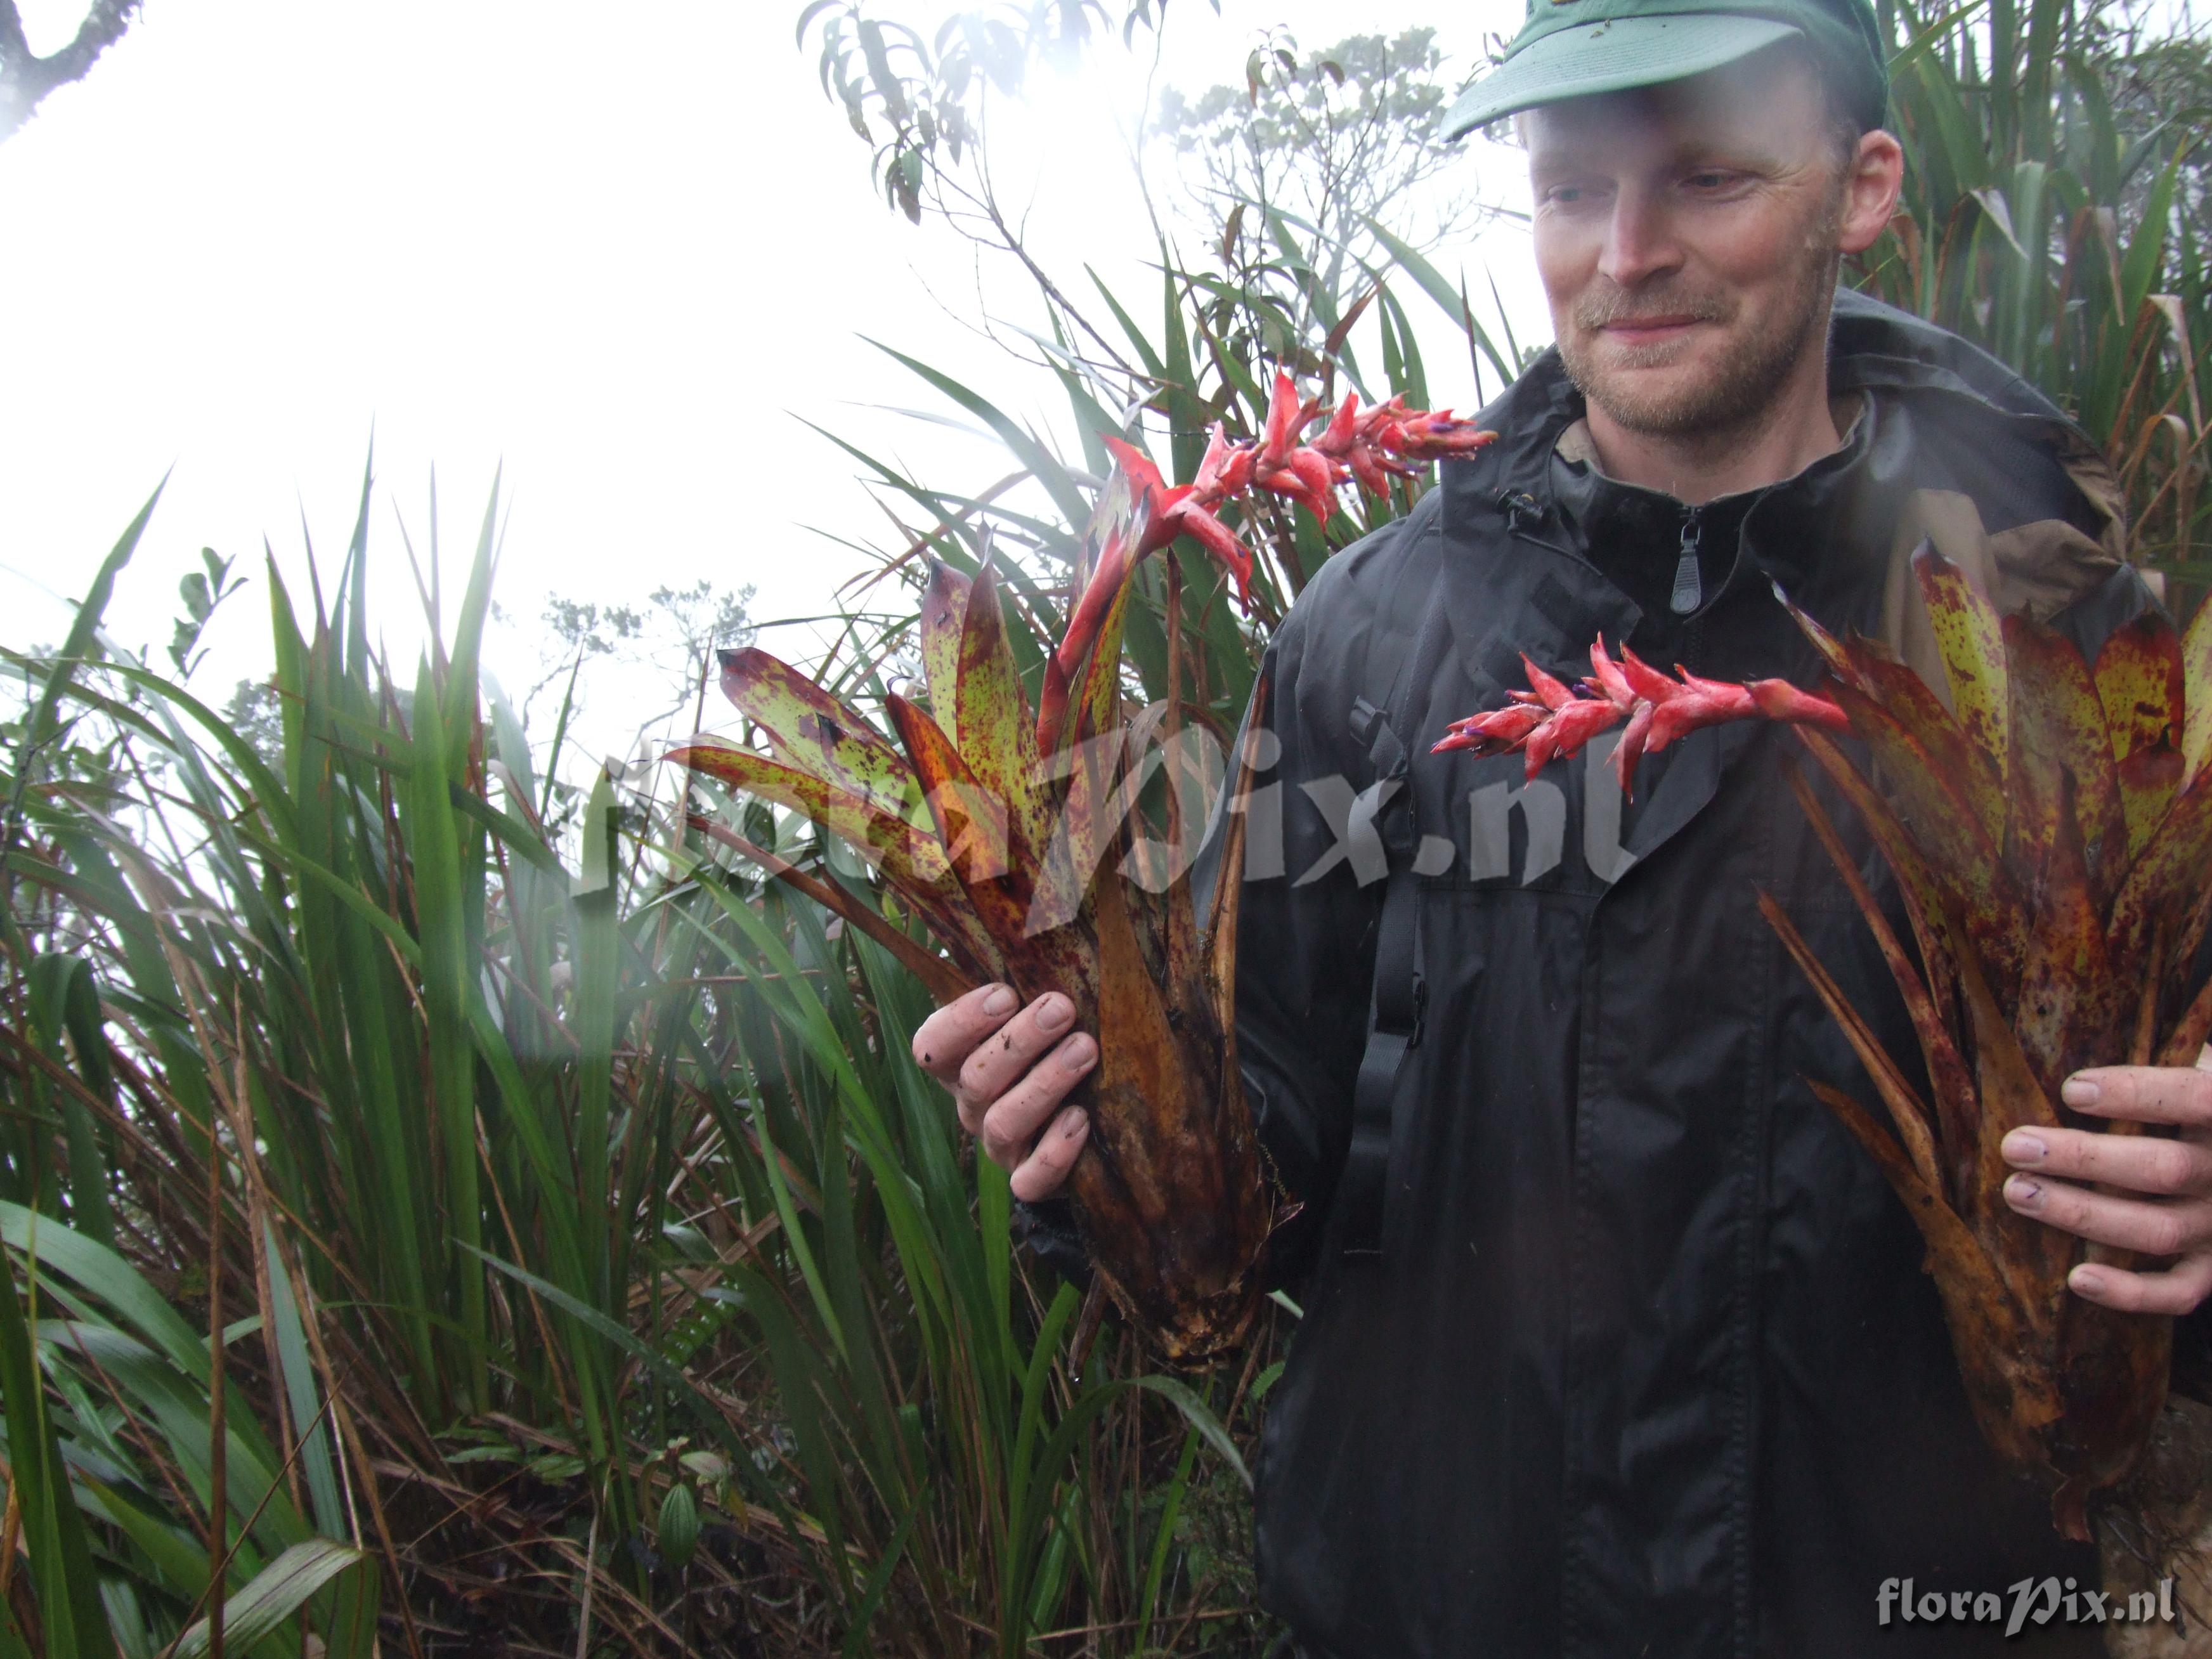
[1219,537,1399,1291]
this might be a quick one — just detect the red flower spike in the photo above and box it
[1435,643,1850,800]
[1545,696,1630,767]
[1348,447,1396,498]
[1192,422,1239,500]
[1523,717,1566,779]
[1519,654,1578,712]
[1280,448,1339,517]
[1214,443,1256,498]
[1433,703,1545,755]
[1083,381,1496,632]
[1313,392,1362,459]
[1391,412,1501,461]
[1747,679,1851,732]
[1101,433,1253,603]
[1168,500,1256,602]
[1611,701,1657,794]
[1618,643,1684,706]
[1589,637,1637,710]
[1261,369,1303,462]
[1102,433,1168,501]
[1646,682,1757,753]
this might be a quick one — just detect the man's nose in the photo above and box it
[1597,188,1683,288]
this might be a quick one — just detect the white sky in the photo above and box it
[1,0,1545,767]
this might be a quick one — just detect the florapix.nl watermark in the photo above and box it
[1878,1576,2180,1637]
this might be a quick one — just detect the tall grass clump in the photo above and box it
[0,436,1325,1653]
[1863,0,2211,570]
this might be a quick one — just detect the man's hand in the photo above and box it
[911,983,1096,1202]
[2000,1046,2212,1315]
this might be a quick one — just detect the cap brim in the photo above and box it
[1443,15,1803,138]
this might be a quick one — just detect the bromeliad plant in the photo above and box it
[1441,543,2212,1570]
[672,374,1492,1360]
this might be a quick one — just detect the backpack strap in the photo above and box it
[1337,706,1424,1259]
[1336,511,1448,1260]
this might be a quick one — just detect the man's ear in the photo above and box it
[1837,129,1906,256]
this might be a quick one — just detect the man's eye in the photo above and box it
[1685,171,1736,191]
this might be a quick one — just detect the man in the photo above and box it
[914,1,2212,1653]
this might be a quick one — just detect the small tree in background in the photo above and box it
[1151,29,1481,348]
[0,1,140,143]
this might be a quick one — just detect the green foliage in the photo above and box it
[166,550,244,682]
[800,0,1209,221]
[1862,0,2212,570]
[1152,29,1478,281]
[0,436,1301,1650]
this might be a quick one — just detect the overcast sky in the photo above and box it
[1,0,1544,765]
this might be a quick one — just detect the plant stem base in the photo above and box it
[2102,1398,2212,1656]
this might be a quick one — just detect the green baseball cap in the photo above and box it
[1442,0,1888,138]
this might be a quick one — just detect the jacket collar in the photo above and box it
[1462,287,2095,509]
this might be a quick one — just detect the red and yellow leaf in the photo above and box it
[1042,515,1143,755]
[1913,542,2010,777]
[919,557,970,747]
[670,741,951,892]
[1791,725,1991,1017]
[1029,582,1137,930]
[1759,889,1946,1197]
[953,559,1051,866]
[1077,576,1134,746]
[2107,762,2212,988]
[2010,762,2127,1095]
[887,691,1096,1003]
[2003,615,2128,903]
[1024,729,1126,939]
[2092,610,2185,857]
[715,647,920,818]
[1781,764,1977,1200]
[883,694,1012,890]
[2182,579,2212,784]
[1953,936,2072,1311]
[1842,635,2005,843]
[1825,680,2028,994]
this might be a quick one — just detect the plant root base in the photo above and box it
[2102,1398,2212,1656]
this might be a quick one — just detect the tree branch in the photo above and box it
[0,0,142,145]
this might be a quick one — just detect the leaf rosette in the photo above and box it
[673,381,1493,1360]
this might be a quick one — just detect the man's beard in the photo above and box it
[1556,237,1841,441]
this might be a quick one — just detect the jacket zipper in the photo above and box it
[1670,507,1703,616]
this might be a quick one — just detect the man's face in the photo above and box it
[1525,52,1866,438]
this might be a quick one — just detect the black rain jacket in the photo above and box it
[1232,291,2160,1659]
